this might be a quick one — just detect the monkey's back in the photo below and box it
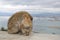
[8,11,30,34]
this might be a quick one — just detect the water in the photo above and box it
[33,17,60,34]
[0,16,10,29]
[0,16,60,34]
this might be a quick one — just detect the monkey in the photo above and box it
[8,11,33,36]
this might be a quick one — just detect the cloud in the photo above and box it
[0,0,60,8]
[0,5,60,13]
[0,5,41,13]
[0,0,60,14]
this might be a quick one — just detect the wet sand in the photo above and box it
[0,31,60,40]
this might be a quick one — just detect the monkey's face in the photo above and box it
[22,26,32,36]
[21,15,32,36]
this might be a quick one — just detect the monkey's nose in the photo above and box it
[26,27,30,29]
[26,33,29,36]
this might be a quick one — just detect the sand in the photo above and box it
[0,31,60,40]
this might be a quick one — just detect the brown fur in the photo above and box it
[8,11,33,36]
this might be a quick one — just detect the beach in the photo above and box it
[0,31,60,40]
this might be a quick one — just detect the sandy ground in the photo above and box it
[0,31,60,40]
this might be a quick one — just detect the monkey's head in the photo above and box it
[20,14,33,36]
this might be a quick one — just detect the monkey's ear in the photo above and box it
[31,16,33,21]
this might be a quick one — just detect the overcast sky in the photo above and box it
[0,0,60,14]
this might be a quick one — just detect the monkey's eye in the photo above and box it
[23,27,30,29]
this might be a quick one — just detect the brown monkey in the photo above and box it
[8,11,33,36]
